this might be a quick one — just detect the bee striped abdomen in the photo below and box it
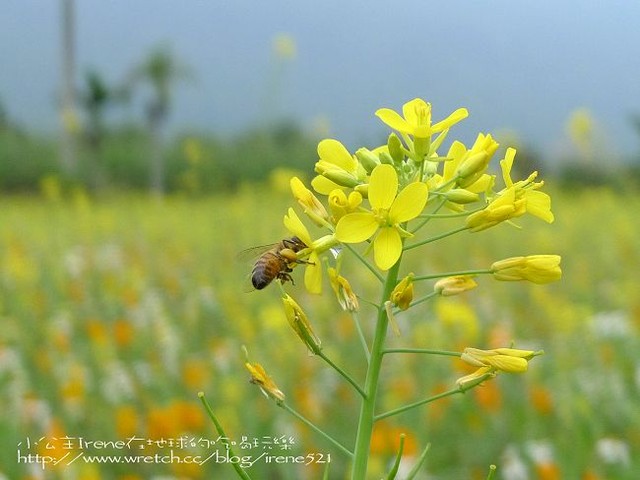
[251,252,283,290]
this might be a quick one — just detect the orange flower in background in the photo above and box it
[171,400,205,432]
[473,381,502,412]
[182,358,209,390]
[536,462,561,480]
[113,318,135,347]
[116,405,139,438]
[530,385,554,415]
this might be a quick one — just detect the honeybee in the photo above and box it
[242,236,309,290]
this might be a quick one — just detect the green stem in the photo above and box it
[404,225,469,250]
[410,198,447,233]
[405,443,431,479]
[279,402,353,458]
[385,434,405,480]
[382,348,461,357]
[405,291,438,309]
[375,372,494,421]
[351,311,371,363]
[375,387,462,421]
[350,259,401,479]
[413,268,492,282]
[344,243,384,283]
[198,392,252,480]
[318,350,366,398]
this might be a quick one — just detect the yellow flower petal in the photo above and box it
[526,190,554,223]
[431,107,469,133]
[369,164,398,210]
[304,252,322,294]
[335,213,378,243]
[389,181,428,223]
[375,108,413,133]
[311,175,341,195]
[500,147,517,188]
[402,98,430,126]
[317,139,356,171]
[283,208,312,246]
[374,227,402,270]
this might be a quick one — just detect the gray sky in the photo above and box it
[2,0,640,158]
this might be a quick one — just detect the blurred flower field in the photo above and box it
[1,184,639,479]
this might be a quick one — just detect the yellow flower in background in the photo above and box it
[312,139,362,194]
[336,164,428,270]
[375,98,468,139]
[272,33,297,60]
[245,362,285,402]
[491,255,562,284]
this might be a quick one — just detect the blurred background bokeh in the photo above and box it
[1,1,639,479]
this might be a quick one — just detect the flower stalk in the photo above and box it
[208,97,560,479]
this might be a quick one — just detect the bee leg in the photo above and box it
[278,272,295,285]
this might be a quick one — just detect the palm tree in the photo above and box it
[128,47,191,195]
[78,69,128,190]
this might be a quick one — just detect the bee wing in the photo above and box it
[236,243,278,263]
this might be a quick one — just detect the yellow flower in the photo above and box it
[272,33,296,60]
[454,133,500,188]
[456,366,496,388]
[327,268,359,312]
[283,208,337,294]
[290,177,329,226]
[311,139,363,195]
[390,274,414,310]
[245,362,285,402]
[328,188,363,224]
[500,148,554,223]
[465,186,526,231]
[434,276,478,296]
[376,98,468,162]
[282,294,322,354]
[461,347,543,373]
[375,98,468,139]
[335,164,428,270]
[491,255,562,284]
[465,147,554,231]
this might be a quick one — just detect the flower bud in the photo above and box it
[434,276,478,296]
[444,189,480,204]
[290,177,330,226]
[319,169,359,188]
[491,255,562,284]
[355,148,380,174]
[282,294,322,354]
[387,133,404,164]
[390,274,414,310]
[460,347,543,374]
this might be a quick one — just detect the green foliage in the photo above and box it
[0,123,318,193]
[0,189,638,479]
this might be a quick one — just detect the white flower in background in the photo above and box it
[596,437,630,466]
